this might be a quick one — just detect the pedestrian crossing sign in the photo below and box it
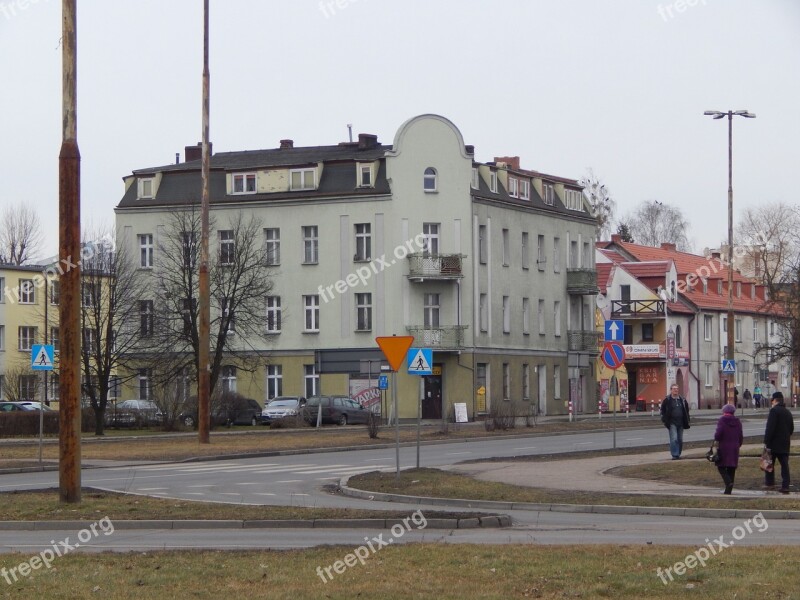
[721,359,736,374]
[31,344,55,371]
[407,348,433,375]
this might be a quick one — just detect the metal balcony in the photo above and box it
[407,254,464,281]
[405,326,467,349]
[611,299,665,318]
[566,268,599,295]
[567,330,602,354]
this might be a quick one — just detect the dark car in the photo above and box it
[261,396,306,424]
[0,402,30,412]
[105,400,163,428]
[180,393,262,427]
[304,395,370,426]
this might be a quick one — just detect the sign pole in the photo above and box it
[416,377,422,469]
[612,367,617,449]
[39,371,45,465]
[393,370,400,481]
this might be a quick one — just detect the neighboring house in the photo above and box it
[114,114,598,419]
[598,236,792,408]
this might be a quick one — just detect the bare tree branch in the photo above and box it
[0,203,43,265]
[625,200,692,251]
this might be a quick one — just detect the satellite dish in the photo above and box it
[596,293,608,309]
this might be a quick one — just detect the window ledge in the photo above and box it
[302,330,320,334]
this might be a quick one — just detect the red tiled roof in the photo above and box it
[621,260,671,278]
[596,263,613,291]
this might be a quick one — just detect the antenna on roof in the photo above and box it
[347,124,353,143]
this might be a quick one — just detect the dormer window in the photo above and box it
[508,177,519,198]
[543,183,555,206]
[717,280,722,295]
[489,171,498,193]
[519,180,530,200]
[358,164,373,187]
[232,173,257,194]
[290,168,316,191]
[751,284,755,299]
[471,168,479,190]
[423,167,437,192]
[702,278,708,294]
[138,178,154,199]
[736,281,741,297]
[564,189,584,211]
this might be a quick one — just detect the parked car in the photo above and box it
[261,396,307,424]
[304,395,370,426]
[105,400,163,428]
[16,402,56,412]
[180,394,262,427]
[0,402,31,412]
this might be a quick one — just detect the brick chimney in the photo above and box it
[464,144,475,155]
[661,242,677,252]
[185,142,208,162]
[358,133,378,149]
[493,156,520,170]
[711,251,721,260]
[279,139,294,149]
[611,234,622,243]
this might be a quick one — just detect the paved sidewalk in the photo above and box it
[444,444,774,498]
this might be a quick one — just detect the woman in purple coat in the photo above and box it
[714,404,744,494]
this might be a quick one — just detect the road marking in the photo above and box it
[575,442,594,445]
[187,484,212,488]
[626,437,643,441]
[363,458,389,462]
[301,465,388,474]
[236,482,263,485]
[136,487,168,491]
[274,480,302,484]
[183,492,206,496]
[218,493,242,496]
[253,493,276,496]
[514,446,538,450]
[446,452,471,456]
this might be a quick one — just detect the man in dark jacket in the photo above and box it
[764,391,794,493]
[660,384,691,459]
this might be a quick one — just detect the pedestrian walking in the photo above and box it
[714,404,743,494]
[764,391,794,493]
[754,385,762,409]
[743,388,752,408]
[660,384,691,459]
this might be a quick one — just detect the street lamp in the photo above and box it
[703,110,756,405]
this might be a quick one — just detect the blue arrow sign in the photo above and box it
[721,359,736,374]
[31,344,55,371]
[378,375,388,390]
[604,319,624,342]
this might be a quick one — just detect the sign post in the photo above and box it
[601,342,626,450]
[407,348,433,469]
[31,344,55,465]
[376,336,414,481]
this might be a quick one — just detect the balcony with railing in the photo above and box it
[610,299,665,318]
[566,268,599,295]
[405,325,467,350]
[567,330,602,354]
[407,254,464,281]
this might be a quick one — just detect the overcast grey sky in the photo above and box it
[1,0,798,259]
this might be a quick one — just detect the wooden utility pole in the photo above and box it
[59,0,81,502]
[198,0,211,443]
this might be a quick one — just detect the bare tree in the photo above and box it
[78,229,151,435]
[146,208,274,405]
[0,203,43,265]
[579,170,616,239]
[626,200,692,251]
[0,365,39,402]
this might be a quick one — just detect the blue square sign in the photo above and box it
[378,375,389,390]
[604,320,624,342]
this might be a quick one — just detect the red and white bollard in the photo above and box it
[625,399,630,418]
[568,400,574,422]
[650,400,655,417]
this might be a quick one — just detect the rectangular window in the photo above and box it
[554,301,562,337]
[264,228,281,265]
[19,375,37,402]
[538,299,545,334]
[50,327,59,353]
[565,189,584,211]
[478,225,487,264]
[554,365,561,399]
[642,323,654,341]
[519,180,530,200]
[521,232,529,269]
[138,369,151,400]
[138,234,154,268]
[302,226,319,264]
[359,164,372,187]
[0,325,4,351]
[18,326,37,350]
[753,319,759,342]
[82,328,97,354]
[50,281,60,305]
[781,364,788,387]
[583,242,591,268]
[267,365,283,400]
[355,293,372,331]
[219,230,235,265]
[522,298,530,335]
[232,172,257,194]
[181,298,194,336]
[522,364,530,400]
[479,293,488,332]
[50,374,60,401]
[0,278,3,303]
[19,279,34,304]
[703,315,713,341]
[182,231,197,269]
[735,318,742,342]
[489,171,498,193]
[222,297,235,334]
[569,240,578,269]
[723,316,727,333]
[543,183,555,205]
[81,283,97,308]
[770,321,775,336]
[354,223,371,261]
[502,363,510,400]
[290,168,316,191]
[266,296,282,333]
[705,363,712,386]
[222,366,237,393]
[502,229,510,266]
[424,293,440,328]
[303,294,320,332]
[553,237,561,273]
[502,296,510,333]
[537,235,545,270]
[508,177,518,198]
[477,363,488,405]
[471,168,479,190]
[422,223,440,256]
[304,364,319,398]
[138,178,154,199]
[140,300,154,337]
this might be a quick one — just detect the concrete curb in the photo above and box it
[338,477,800,521]
[0,515,511,531]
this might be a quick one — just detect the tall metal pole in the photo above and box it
[59,0,81,503]
[726,112,735,405]
[198,0,211,443]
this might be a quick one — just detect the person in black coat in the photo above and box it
[764,391,794,493]
[660,384,691,459]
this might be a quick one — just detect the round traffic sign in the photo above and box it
[601,341,626,370]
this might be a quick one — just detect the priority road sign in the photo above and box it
[721,359,736,374]
[407,348,433,375]
[604,319,624,342]
[378,375,389,390]
[31,344,55,371]
[601,341,626,370]
[375,336,415,372]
